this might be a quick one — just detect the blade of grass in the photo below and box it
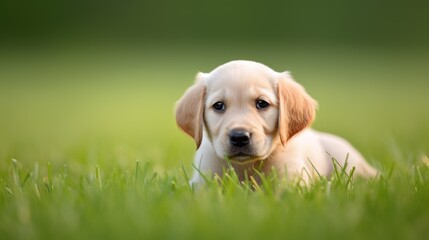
[135,160,140,185]
[307,157,322,179]
[12,159,21,189]
[181,161,193,191]
[95,165,103,190]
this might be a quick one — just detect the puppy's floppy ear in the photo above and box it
[277,71,318,146]
[175,73,206,149]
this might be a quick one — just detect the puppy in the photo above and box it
[176,60,378,185]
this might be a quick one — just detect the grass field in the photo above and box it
[1,44,429,239]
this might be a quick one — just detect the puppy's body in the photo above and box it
[176,60,378,185]
[191,129,377,184]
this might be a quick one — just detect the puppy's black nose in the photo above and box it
[229,130,250,147]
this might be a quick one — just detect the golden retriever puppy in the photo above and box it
[176,60,378,185]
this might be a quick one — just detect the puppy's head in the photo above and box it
[176,60,317,163]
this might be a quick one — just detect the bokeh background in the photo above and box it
[1,0,428,171]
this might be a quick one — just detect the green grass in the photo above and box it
[0,44,429,239]
[2,156,429,240]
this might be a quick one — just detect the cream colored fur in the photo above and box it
[176,60,378,185]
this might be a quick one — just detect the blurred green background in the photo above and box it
[1,0,429,46]
[0,0,428,171]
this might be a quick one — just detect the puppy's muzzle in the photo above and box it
[229,129,250,148]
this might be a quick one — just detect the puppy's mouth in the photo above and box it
[227,152,259,164]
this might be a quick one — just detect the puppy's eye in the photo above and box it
[256,100,270,109]
[213,101,226,112]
